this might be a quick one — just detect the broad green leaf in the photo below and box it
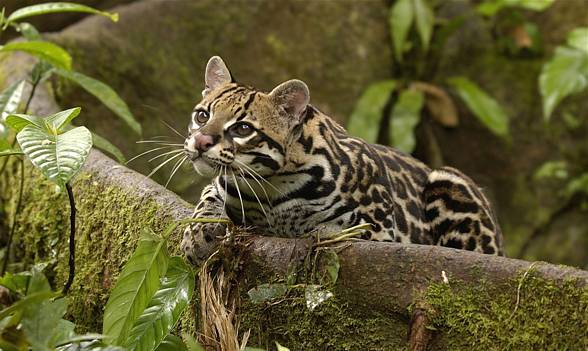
[567,27,588,55]
[6,2,118,25]
[103,230,169,345]
[53,319,76,346]
[0,291,57,319]
[155,335,188,351]
[539,46,588,120]
[448,77,509,138]
[412,0,434,51]
[389,89,424,153]
[0,80,26,121]
[17,125,92,188]
[389,0,413,62]
[348,80,397,143]
[27,265,52,294]
[183,334,205,351]
[0,271,31,295]
[55,69,142,135]
[5,113,45,131]
[124,257,194,351]
[91,131,126,163]
[0,41,71,70]
[247,283,288,304]
[45,107,81,132]
[477,0,555,16]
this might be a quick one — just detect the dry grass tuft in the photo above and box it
[198,254,249,351]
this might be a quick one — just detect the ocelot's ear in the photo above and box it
[203,56,233,96]
[269,79,310,119]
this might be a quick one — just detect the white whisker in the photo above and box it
[161,120,187,139]
[230,169,246,226]
[234,159,286,198]
[136,140,184,146]
[238,168,272,229]
[238,166,272,207]
[148,149,184,163]
[147,152,184,178]
[165,155,187,188]
[127,146,176,164]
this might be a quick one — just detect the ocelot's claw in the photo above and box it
[181,220,228,265]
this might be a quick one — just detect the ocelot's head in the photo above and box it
[184,56,310,178]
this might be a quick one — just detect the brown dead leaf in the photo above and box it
[411,82,459,127]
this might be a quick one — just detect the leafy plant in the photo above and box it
[348,0,559,154]
[0,2,141,163]
[102,221,196,351]
[4,107,92,294]
[0,265,105,351]
[539,27,588,121]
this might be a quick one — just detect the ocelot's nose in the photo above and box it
[193,133,214,152]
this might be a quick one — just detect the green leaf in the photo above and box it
[6,2,118,25]
[91,131,126,163]
[155,335,188,351]
[16,22,41,40]
[124,257,194,351]
[389,89,424,153]
[389,0,413,62]
[412,0,434,51]
[477,0,555,16]
[0,291,58,319]
[0,80,26,121]
[5,113,45,131]
[533,160,568,181]
[183,334,205,351]
[45,107,81,132]
[565,172,588,197]
[103,229,169,345]
[17,125,92,188]
[275,342,290,351]
[55,69,142,135]
[247,283,288,304]
[0,41,71,70]
[52,319,76,347]
[348,80,397,143]
[448,77,509,138]
[567,27,588,55]
[0,271,31,295]
[320,250,340,286]
[539,46,588,121]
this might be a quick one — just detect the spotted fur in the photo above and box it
[180,56,503,263]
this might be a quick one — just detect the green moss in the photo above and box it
[239,291,408,351]
[424,272,588,350]
[0,161,182,332]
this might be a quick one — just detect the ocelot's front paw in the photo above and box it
[181,221,227,265]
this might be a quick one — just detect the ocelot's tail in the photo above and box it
[423,167,503,255]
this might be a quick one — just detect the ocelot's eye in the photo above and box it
[194,110,209,124]
[230,123,254,137]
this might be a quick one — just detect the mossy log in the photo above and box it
[0,74,585,351]
[1,18,587,350]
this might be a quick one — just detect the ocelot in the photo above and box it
[180,56,503,264]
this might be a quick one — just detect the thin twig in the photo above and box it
[508,261,539,320]
[23,79,39,115]
[62,182,76,294]
[0,158,24,275]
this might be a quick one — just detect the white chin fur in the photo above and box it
[191,159,217,178]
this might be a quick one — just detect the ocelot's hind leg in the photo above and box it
[424,167,503,255]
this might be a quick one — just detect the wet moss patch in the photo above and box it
[424,272,588,350]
